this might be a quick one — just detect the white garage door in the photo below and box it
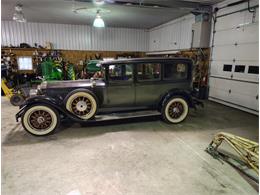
[209,3,259,115]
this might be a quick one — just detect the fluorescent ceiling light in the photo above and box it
[93,10,105,28]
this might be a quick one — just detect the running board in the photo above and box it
[92,110,161,122]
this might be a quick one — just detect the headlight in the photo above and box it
[37,84,41,91]
[29,89,38,96]
[36,81,47,95]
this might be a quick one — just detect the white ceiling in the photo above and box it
[1,0,223,29]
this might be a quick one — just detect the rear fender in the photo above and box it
[157,89,194,111]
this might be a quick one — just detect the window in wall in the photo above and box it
[103,58,114,62]
[17,56,33,70]
[137,63,161,81]
[234,65,245,73]
[108,64,133,81]
[164,63,188,80]
[248,66,259,74]
[223,64,232,72]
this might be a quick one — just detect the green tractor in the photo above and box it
[85,60,101,78]
[41,59,76,81]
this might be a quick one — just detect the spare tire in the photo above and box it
[65,90,97,120]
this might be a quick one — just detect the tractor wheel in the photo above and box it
[67,64,75,80]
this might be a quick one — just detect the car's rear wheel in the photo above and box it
[22,105,60,136]
[65,91,97,120]
[162,96,189,123]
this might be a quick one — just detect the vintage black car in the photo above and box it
[16,57,202,136]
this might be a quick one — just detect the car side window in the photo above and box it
[164,63,188,81]
[137,63,161,81]
[108,64,133,81]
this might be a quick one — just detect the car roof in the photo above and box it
[100,57,192,65]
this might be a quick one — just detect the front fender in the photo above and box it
[16,96,84,122]
[19,95,63,109]
[16,96,64,122]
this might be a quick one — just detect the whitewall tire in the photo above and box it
[65,91,97,120]
[162,97,189,123]
[22,105,60,136]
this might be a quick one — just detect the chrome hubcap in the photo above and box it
[29,110,53,130]
[168,102,184,119]
[37,116,45,124]
[71,96,92,116]
[173,107,179,113]
[76,101,88,112]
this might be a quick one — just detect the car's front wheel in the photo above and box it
[162,96,189,123]
[22,105,60,136]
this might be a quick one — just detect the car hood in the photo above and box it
[39,79,105,90]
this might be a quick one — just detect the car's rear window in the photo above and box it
[137,63,161,81]
[108,64,133,81]
[163,63,188,81]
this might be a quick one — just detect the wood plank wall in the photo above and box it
[2,48,145,64]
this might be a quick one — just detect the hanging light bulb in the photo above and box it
[13,4,26,22]
[93,10,105,28]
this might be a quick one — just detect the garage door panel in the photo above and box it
[229,80,258,96]
[210,4,258,114]
[209,86,254,109]
[211,60,259,82]
[232,65,259,82]
[216,8,258,31]
[209,86,231,101]
[212,43,259,61]
[210,77,257,95]
[230,90,258,111]
[214,23,258,45]
[209,78,258,111]
[230,83,258,111]
[210,61,233,78]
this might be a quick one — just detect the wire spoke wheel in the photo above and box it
[29,110,53,130]
[65,91,97,120]
[71,96,92,116]
[163,97,189,124]
[168,102,184,119]
[22,105,60,136]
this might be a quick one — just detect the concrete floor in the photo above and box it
[1,97,259,195]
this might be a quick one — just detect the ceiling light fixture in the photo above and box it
[13,4,26,23]
[93,0,104,5]
[93,10,105,28]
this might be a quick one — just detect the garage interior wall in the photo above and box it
[2,14,196,53]
[1,21,149,52]
[148,14,195,51]
[209,0,259,114]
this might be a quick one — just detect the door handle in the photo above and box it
[229,89,231,94]
[256,95,258,100]
[230,74,233,79]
